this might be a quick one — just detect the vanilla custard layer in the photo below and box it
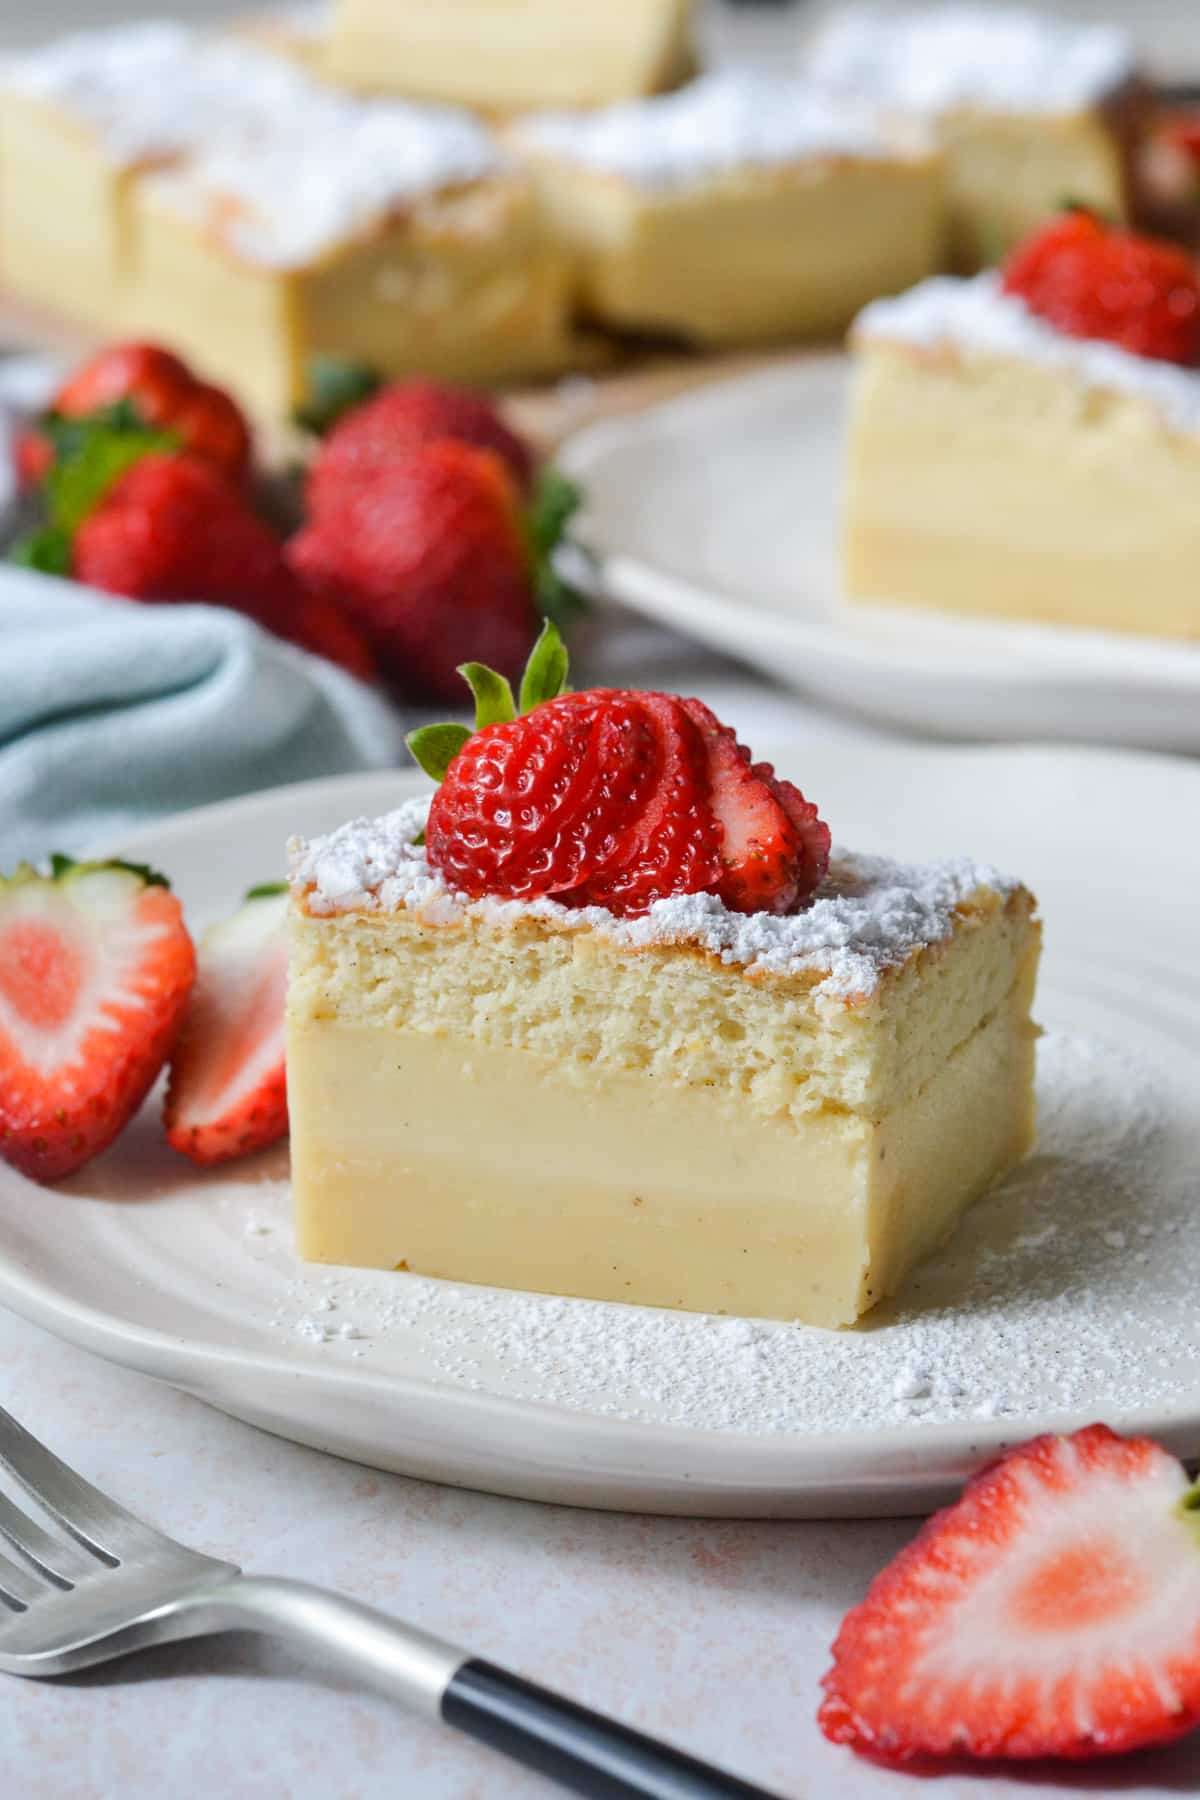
[843,342,1200,638]
[289,992,1034,1326]
[522,155,944,346]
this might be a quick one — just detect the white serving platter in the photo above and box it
[0,745,1196,1518]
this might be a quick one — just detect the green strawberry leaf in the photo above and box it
[245,880,289,900]
[518,619,570,715]
[528,468,582,559]
[11,527,72,575]
[458,661,517,729]
[404,621,571,792]
[406,722,472,783]
[44,422,175,535]
[525,467,587,627]
[294,356,383,436]
[49,853,170,889]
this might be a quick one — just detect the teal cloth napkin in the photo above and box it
[0,570,404,867]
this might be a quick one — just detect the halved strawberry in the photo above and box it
[680,699,828,913]
[0,857,195,1182]
[164,884,289,1166]
[820,1424,1200,1763]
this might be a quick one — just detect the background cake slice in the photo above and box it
[510,73,944,347]
[803,5,1145,269]
[842,237,1200,640]
[130,98,571,416]
[0,23,313,329]
[326,0,698,112]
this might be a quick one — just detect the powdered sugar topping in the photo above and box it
[0,23,317,168]
[804,5,1135,116]
[144,94,500,266]
[514,71,923,189]
[856,271,1200,438]
[288,797,1019,1003]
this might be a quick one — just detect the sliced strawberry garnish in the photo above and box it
[760,768,831,902]
[164,884,290,1166]
[412,626,831,922]
[567,694,721,915]
[0,858,195,1182]
[426,691,659,900]
[680,699,828,913]
[820,1424,1200,1763]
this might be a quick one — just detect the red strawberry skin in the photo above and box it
[565,693,722,915]
[820,1424,1200,1764]
[54,342,251,484]
[0,863,195,1182]
[73,453,374,681]
[307,378,534,520]
[425,686,829,919]
[679,698,829,914]
[288,439,538,701]
[427,692,663,902]
[1003,213,1200,367]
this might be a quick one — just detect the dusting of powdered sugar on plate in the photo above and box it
[803,5,1135,116]
[288,797,1020,1004]
[512,71,926,189]
[855,272,1200,439]
[248,1032,1200,1436]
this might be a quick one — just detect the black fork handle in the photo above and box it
[443,1658,782,1799]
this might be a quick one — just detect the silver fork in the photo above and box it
[0,1405,777,1799]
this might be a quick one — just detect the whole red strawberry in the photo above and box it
[410,625,830,919]
[307,378,534,520]
[821,1423,1200,1765]
[289,439,540,700]
[1003,212,1200,366]
[74,452,374,682]
[18,342,251,489]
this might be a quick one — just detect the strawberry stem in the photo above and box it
[244,881,289,900]
[405,621,572,787]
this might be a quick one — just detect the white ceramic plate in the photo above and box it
[557,356,1200,753]
[0,748,1197,1519]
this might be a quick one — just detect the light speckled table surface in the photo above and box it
[7,1297,1200,1800]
